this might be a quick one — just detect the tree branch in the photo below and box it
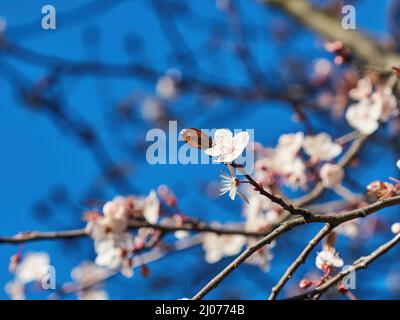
[264,0,400,70]
[268,223,333,300]
[288,231,400,300]
[191,194,400,300]
[0,219,266,244]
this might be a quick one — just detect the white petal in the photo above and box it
[232,132,249,157]
[214,129,234,147]
[204,145,222,157]
[229,187,236,200]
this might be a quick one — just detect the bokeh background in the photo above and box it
[0,0,399,299]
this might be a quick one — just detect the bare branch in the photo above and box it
[268,223,332,300]
[191,194,400,300]
[289,231,400,300]
[0,219,266,244]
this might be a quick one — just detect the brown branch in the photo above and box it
[288,231,400,300]
[191,194,400,300]
[0,219,266,245]
[234,164,311,217]
[268,223,333,300]
[264,0,400,70]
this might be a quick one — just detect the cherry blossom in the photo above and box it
[5,251,50,300]
[15,252,50,284]
[143,190,160,224]
[319,163,344,188]
[303,133,342,161]
[316,247,344,270]
[156,69,180,99]
[219,168,248,203]
[391,223,400,234]
[316,233,344,270]
[349,77,373,101]
[253,132,307,190]
[336,220,359,239]
[276,132,304,158]
[243,194,280,232]
[372,87,398,121]
[70,261,109,300]
[86,191,160,277]
[205,129,249,163]
[345,99,381,134]
[5,280,25,300]
[202,232,246,263]
[141,97,165,122]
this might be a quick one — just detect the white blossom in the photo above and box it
[5,280,25,300]
[15,252,50,284]
[372,88,398,121]
[254,133,307,190]
[316,248,344,270]
[219,171,238,200]
[202,233,246,263]
[205,129,249,163]
[303,133,342,161]
[336,220,359,239]
[276,132,304,159]
[143,190,160,224]
[391,222,400,234]
[156,74,178,99]
[71,261,109,300]
[79,290,109,300]
[319,163,344,188]
[349,78,373,101]
[346,99,381,134]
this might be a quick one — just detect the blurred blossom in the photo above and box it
[202,232,246,263]
[70,261,109,300]
[336,220,359,239]
[346,99,381,134]
[312,58,333,85]
[303,133,342,161]
[156,69,181,99]
[141,97,165,123]
[319,163,344,188]
[5,280,25,300]
[391,222,400,234]
[15,252,50,284]
[85,191,160,276]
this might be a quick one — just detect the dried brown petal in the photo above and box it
[180,128,213,150]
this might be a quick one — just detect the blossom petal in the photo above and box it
[214,129,234,147]
[204,145,222,157]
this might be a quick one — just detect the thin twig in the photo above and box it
[268,223,332,300]
[191,194,400,300]
[288,231,400,300]
[0,219,266,244]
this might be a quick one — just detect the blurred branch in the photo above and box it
[264,0,400,70]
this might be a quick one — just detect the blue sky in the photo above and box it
[0,0,399,299]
